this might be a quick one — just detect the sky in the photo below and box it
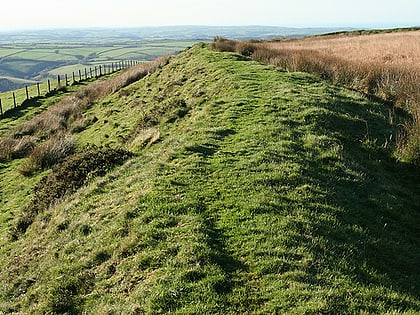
[0,0,419,30]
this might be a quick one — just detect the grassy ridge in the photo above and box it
[0,44,419,313]
[211,32,420,165]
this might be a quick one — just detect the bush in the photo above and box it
[11,145,132,237]
[210,37,237,52]
[235,41,257,57]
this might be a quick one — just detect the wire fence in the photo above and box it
[0,60,140,117]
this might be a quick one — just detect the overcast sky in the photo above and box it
[1,0,419,30]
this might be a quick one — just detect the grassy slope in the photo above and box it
[0,44,419,314]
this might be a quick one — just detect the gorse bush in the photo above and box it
[211,35,420,165]
[11,145,132,238]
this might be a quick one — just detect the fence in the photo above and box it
[0,60,140,116]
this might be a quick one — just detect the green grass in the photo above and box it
[0,44,419,314]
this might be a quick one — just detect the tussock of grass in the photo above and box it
[18,133,75,175]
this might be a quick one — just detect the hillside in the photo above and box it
[0,44,419,314]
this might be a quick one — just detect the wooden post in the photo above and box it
[94,67,97,77]
[99,65,102,76]
[58,75,61,88]
[25,86,29,100]
[0,98,3,115]
[65,74,68,86]
[85,68,88,80]
[48,79,51,93]
[79,69,82,81]
[72,72,75,84]
[13,92,16,108]
[111,62,114,72]
[37,83,40,97]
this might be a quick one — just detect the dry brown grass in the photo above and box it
[211,31,420,164]
[266,31,420,71]
[0,55,171,168]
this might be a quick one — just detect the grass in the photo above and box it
[211,30,420,165]
[0,43,419,313]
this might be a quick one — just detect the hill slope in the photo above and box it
[0,44,419,314]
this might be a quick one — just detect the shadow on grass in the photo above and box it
[294,85,420,303]
[203,214,247,295]
[0,88,66,121]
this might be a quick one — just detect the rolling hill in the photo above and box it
[0,43,419,314]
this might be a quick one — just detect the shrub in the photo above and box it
[210,37,237,52]
[11,145,132,237]
[235,41,257,57]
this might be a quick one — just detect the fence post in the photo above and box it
[112,62,114,72]
[0,98,2,115]
[13,92,16,108]
[25,86,29,100]
[85,68,88,80]
[37,83,40,97]
[65,74,68,86]
[79,69,82,81]
[72,72,75,84]
[58,75,61,88]
[48,79,51,93]
[99,65,102,76]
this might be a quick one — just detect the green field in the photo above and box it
[0,43,418,313]
[0,41,197,93]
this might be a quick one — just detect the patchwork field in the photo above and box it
[0,41,197,92]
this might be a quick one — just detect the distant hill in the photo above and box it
[0,26,355,44]
[0,43,418,314]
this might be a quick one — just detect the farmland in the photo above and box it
[0,41,196,92]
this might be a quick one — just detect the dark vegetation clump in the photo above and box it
[45,271,94,314]
[10,145,132,238]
